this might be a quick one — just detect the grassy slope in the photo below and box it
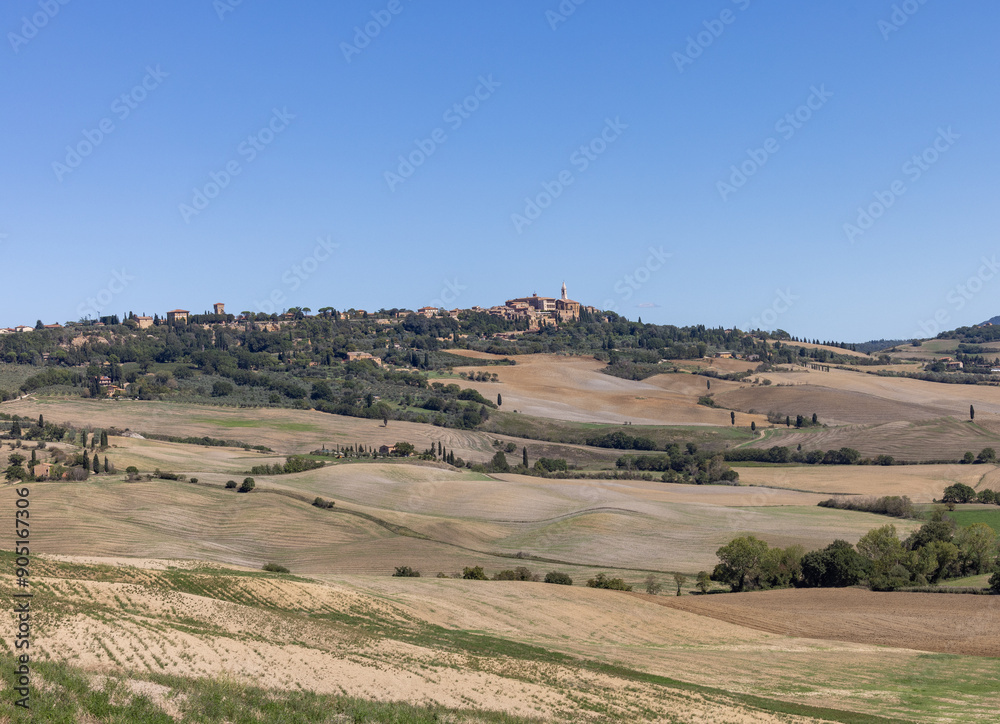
[3,553,977,723]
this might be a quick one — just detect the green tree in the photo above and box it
[462,566,487,580]
[11,420,21,438]
[103,456,109,473]
[970,404,975,420]
[586,573,632,591]
[544,571,572,585]
[672,572,687,596]
[239,477,255,493]
[750,421,756,433]
[963,451,975,464]
[100,430,109,448]
[695,570,711,593]
[942,483,977,503]
[522,446,528,468]
[489,450,510,473]
[730,411,735,425]
[857,525,909,586]
[393,566,421,577]
[92,455,100,474]
[714,535,769,592]
[644,574,662,595]
[812,412,818,424]
[497,393,502,406]
[954,523,997,575]
[977,447,996,464]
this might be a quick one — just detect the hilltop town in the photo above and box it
[1,285,599,335]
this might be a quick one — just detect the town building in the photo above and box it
[166,309,189,324]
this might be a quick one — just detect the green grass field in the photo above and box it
[946,507,1000,532]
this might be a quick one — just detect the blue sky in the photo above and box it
[3,0,998,340]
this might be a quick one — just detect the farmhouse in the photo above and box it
[135,316,154,329]
[166,309,189,324]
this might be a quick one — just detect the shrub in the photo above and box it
[493,566,536,581]
[125,466,138,474]
[225,480,237,489]
[312,496,334,508]
[239,477,255,493]
[190,477,198,484]
[586,573,632,591]
[262,562,290,573]
[544,571,573,585]
[462,566,488,580]
[392,566,421,577]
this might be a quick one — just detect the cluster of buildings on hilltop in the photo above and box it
[417,283,597,330]
[0,323,62,334]
[2,285,599,335]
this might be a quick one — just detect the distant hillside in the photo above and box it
[852,339,912,354]
[982,316,1000,326]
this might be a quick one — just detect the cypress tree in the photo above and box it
[92,455,100,474]
[522,446,528,468]
[104,456,109,473]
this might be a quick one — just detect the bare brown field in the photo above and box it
[755,365,1000,418]
[651,587,1000,657]
[715,384,945,425]
[447,352,768,426]
[750,417,1000,462]
[733,463,993,502]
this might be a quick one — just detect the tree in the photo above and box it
[544,571,572,585]
[462,566,487,580]
[963,451,975,464]
[977,448,996,464]
[103,456,109,473]
[970,404,975,420]
[785,415,790,427]
[38,414,43,428]
[11,420,21,438]
[92,455,100,474]
[695,570,711,593]
[489,450,510,473]
[750,421,756,433]
[522,446,528,468]
[942,483,977,504]
[239,477,255,493]
[707,379,711,390]
[393,566,421,577]
[800,540,868,588]
[225,480,237,489]
[857,525,908,584]
[497,393,502,406]
[672,572,687,596]
[954,523,997,575]
[644,574,662,595]
[730,411,735,425]
[714,536,768,592]
[586,573,632,591]
[812,412,818,424]
[100,430,109,448]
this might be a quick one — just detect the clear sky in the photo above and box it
[3,0,998,341]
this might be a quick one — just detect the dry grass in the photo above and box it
[733,463,993,502]
[650,587,1000,657]
[447,352,768,427]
